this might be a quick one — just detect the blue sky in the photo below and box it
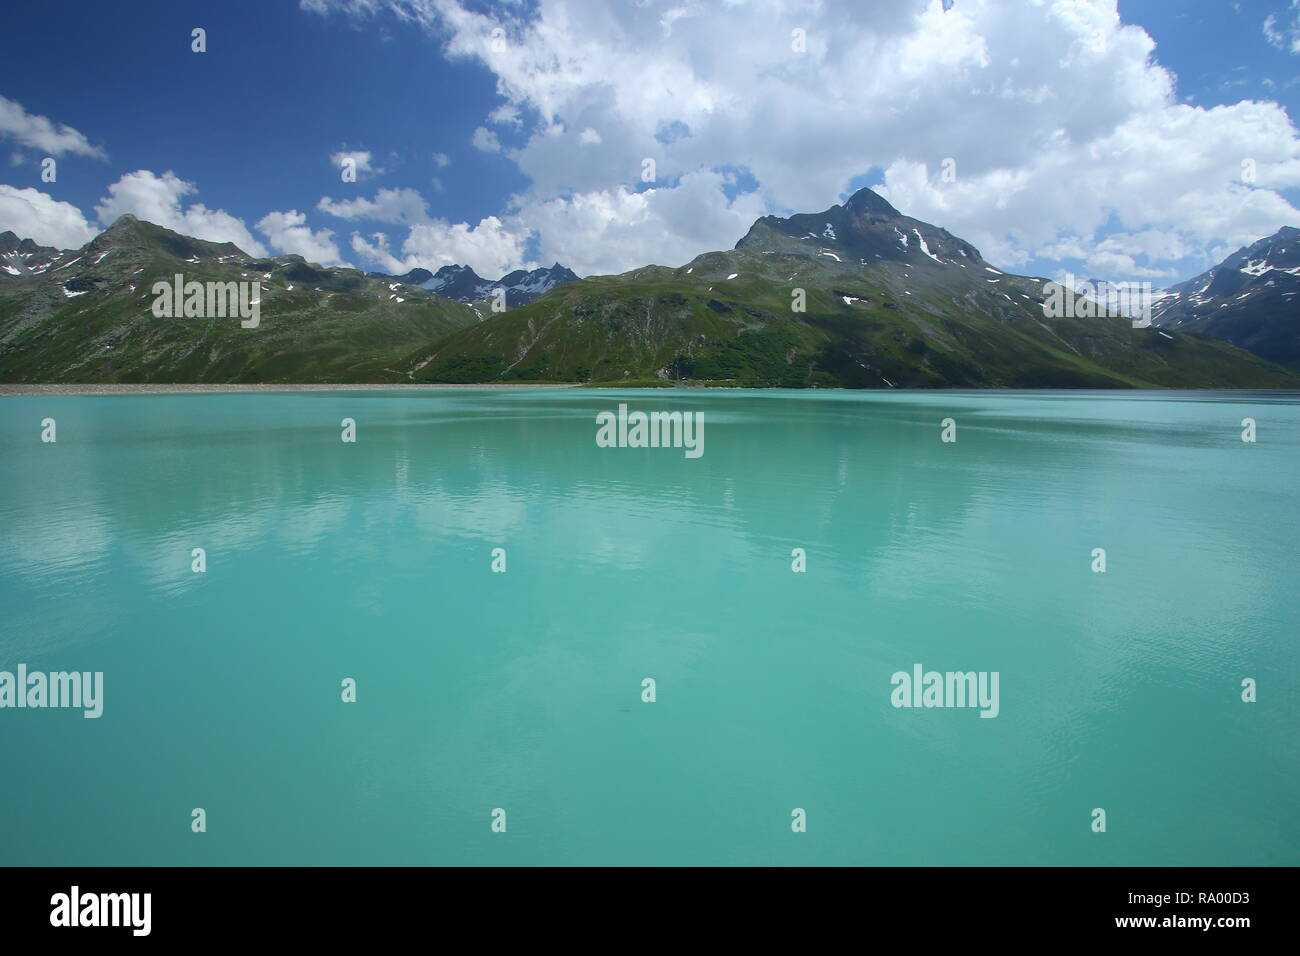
[1,1,522,233]
[3,0,1300,285]
[1129,0,1300,109]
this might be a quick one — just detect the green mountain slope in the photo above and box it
[402,190,1300,389]
[0,215,480,384]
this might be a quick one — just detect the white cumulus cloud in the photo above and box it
[306,0,1300,281]
[317,187,431,225]
[94,169,268,256]
[351,214,531,278]
[330,149,382,179]
[0,185,98,248]
[256,210,347,266]
[512,170,766,276]
[0,95,107,159]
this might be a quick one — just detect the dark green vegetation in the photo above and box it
[4,192,1299,388]
[0,216,478,383]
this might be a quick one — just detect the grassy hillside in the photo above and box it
[402,245,1300,389]
[0,216,479,384]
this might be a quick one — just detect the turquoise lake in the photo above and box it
[1,388,1297,866]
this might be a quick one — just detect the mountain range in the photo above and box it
[2,191,1297,388]
[366,262,579,308]
[400,189,1299,388]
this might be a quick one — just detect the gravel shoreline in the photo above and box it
[0,382,583,397]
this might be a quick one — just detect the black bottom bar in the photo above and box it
[0,866,1283,941]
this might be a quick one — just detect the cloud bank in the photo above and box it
[303,0,1300,281]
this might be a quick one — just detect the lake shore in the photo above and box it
[0,382,583,397]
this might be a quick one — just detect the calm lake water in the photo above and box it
[1,388,1296,866]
